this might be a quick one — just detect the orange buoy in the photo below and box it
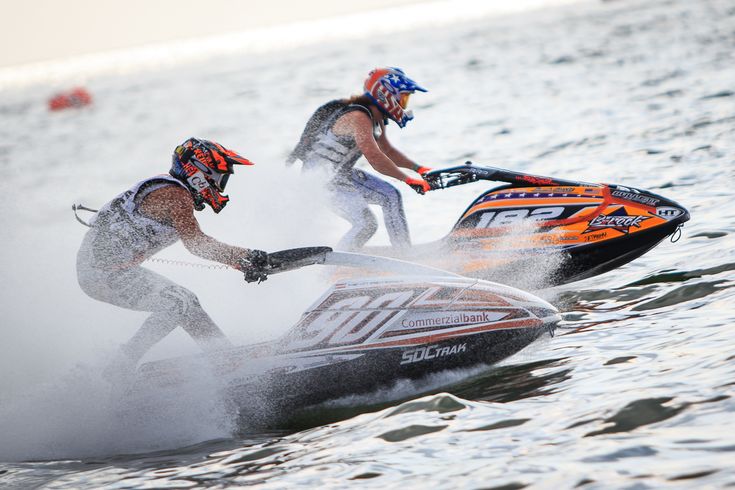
[48,87,93,111]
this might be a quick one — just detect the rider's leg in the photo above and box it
[77,262,232,365]
[354,171,411,249]
[121,285,232,363]
[330,178,379,251]
[119,311,178,363]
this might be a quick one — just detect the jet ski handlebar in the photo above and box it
[424,161,592,190]
[266,246,333,274]
[241,246,333,282]
[242,246,459,283]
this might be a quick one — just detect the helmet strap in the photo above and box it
[192,193,206,211]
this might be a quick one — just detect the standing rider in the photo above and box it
[76,138,269,373]
[289,67,432,251]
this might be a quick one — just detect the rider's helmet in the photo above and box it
[170,137,253,213]
[363,67,427,128]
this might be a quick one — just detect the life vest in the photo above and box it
[86,175,187,268]
[289,100,382,177]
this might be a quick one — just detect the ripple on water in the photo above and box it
[584,397,688,437]
[632,280,731,311]
[377,424,449,442]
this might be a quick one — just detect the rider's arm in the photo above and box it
[141,186,253,268]
[333,111,412,182]
[377,132,422,172]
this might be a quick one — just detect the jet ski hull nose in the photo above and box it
[234,276,559,409]
[447,179,690,286]
[255,321,554,411]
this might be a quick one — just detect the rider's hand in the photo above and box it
[415,165,432,176]
[405,177,431,195]
[238,249,270,283]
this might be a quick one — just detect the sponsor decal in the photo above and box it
[655,206,685,220]
[539,234,557,243]
[186,170,210,192]
[583,207,649,234]
[400,311,506,329]
[584,231,608,242]
[193,147,214,167]
[286,285,515,350]
[539,233,577,243]
[400,343,467,365]
[518,175,555,185]
[611,190,660,206]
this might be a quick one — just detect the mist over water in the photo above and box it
[1,0,734,487]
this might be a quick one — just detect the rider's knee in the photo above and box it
[359,209,379,237]
[382,186,404,211]
[386,184,402,202]
[159,285,201,316]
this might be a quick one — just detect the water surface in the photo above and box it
[0,0,733,487]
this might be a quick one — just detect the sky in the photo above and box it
[0,0,426,67]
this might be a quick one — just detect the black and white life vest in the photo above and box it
[87,175,187,267]
[289,100,382,177]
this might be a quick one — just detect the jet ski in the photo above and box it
[368,163,690,286]
[136,247,560,412]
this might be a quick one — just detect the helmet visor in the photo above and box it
[215,172,230,192]
[399,92,411,109]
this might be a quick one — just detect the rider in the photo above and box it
[76,137,269,374]
[288,67,432,251]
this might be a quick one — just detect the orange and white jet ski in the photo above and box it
[371,163,690,286]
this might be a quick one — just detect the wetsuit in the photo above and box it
[76,175,230,364]
[290,100,410,250]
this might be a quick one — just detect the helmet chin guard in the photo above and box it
[364,67,427,128]
[170,138,253,213]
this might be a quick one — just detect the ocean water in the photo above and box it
[1,0,734,487]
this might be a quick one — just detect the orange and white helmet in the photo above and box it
[170,138,253,213]
[363,67,427,128]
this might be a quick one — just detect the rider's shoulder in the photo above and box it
[336,106,373,127]
[333,110,373,139]
[145,182,193,207]
[139,183,194,221]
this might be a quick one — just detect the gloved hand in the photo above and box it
[238,249,270,283]
[415,165,432,176]
[405,177,431,195]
